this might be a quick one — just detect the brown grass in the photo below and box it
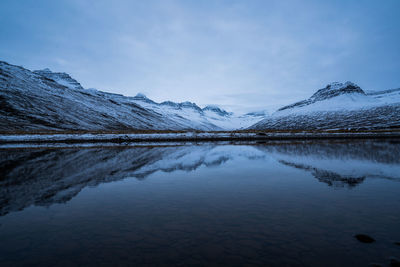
[1,127,400,136]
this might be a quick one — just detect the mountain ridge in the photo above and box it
[250,82,400,130]
[0,60,265,132]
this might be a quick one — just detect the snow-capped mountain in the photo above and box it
[7,58,397,133]
[0,61,188,132]
[131,94,265,130]
[0,61,265,132]
[33,68,84,90]
[250,82,400,130]
[130,93,217,130]
[203,105,232,116]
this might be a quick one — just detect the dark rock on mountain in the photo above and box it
[245,110,267,116]
[179,101,203,112]
[160,100,180,108]
[132,93,157,104]
[203,105,231,116]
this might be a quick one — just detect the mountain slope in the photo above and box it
[130,94,221,130]
[130,94,265,130]
[0,61,194,132]
[0,61,265,132]
[33,68,84,90]
[250,82,400,130]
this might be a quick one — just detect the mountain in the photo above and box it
[250,82,400,130]
[130,94,265,130]
[0,61,265,132]
[203,105,232,116]
[130,94,217,130]
[33,68,84,90]
[0,61,191,132]
[201,106,266,130]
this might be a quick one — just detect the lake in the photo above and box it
[1,140,400,266]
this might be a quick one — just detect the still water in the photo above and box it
[1,140,400,266]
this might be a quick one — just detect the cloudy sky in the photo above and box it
[1,0,399,113]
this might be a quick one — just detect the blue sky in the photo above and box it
[1,0,399,113]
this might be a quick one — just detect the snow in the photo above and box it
[203,110,265,130]
[274,93,378,116]
[2,61,264,131]
[1,60,398,132]
[251,82,400,130]
[131,98,265,130]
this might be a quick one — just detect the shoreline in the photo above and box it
[1,131,400,144]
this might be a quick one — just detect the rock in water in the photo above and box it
[354,234,375,243]
[390,257,400,267]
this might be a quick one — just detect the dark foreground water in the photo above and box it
[1,140,400,266]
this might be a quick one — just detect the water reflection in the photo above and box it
[256,140,400,188]
[1,140,400,216]
[1,140,400,266]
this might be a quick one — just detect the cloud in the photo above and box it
[1,0,399,113]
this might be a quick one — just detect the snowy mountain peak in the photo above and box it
[278,81,364,111]
[203,105,231,116]
[33,69,83,90]
[134,93,147,98]
[39,68,52,73]
[311,81,364,101]
[132,93,156,104]
[250,81,400,130]
[179,101,202,111]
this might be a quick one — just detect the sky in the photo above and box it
[1,0,400,114]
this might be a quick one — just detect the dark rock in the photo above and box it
[390,257,400,267]
[311,82,365,102]
[354,234,375,243]
[394,242,400,246]
[202,105,231,116]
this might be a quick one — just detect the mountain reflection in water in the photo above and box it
[1,140,400,266]
[1,140,399,216]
